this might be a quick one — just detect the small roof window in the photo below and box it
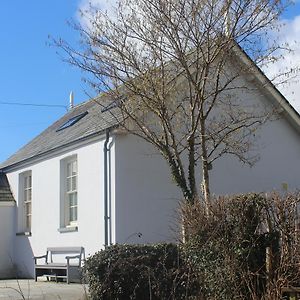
[56,111,88,132]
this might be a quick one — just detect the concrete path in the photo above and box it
[0,279,88,300]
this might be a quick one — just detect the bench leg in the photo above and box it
[67,268,69,284]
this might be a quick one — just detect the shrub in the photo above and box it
[84,243,201,300]
[182,192,300,300]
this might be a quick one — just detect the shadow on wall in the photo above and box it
[14,236,34,279]
[0,204,19,279]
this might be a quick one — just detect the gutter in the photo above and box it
[1,125,119,173]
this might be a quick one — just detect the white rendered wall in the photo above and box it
[210,115,300,194]
[114,88,300,245]
[4,86,300,277]
[208,70,300,194]
[114,134,181,244]
[0,202,15,278]
[6,136,113,278]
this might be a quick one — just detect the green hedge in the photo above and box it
[84,243,200,300]
[84,193,300,299]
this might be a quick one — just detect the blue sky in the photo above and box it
[0,1,300,163]
[0,1,90,163]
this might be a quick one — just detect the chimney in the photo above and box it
[69,91,74,110]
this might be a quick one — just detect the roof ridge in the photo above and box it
[71,93,106,110]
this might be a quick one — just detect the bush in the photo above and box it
[84,193,300,300]
[182,192,300,300]
[84,243,201,300]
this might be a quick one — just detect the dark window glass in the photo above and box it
[56,112,88,132]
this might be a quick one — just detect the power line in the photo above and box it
[0,101,68,110]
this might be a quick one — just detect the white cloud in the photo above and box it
[263,15,300,112]
[78,0,115,14]
[77,0,117,29]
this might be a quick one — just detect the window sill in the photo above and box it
[16,232,31,236]
[58,226,78,233]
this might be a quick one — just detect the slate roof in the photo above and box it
[1,45,300,171]
[0,172,15,201]
[0,96,121,170]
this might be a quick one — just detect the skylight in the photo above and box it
[56,111,88,132]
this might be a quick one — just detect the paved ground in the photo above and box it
[0,279,88,300]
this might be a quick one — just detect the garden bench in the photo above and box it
[33,247,85,284]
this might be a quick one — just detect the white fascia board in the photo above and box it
[232,45,300,132]
[3,133,108,173]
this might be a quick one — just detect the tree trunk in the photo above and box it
[200,119,211,214]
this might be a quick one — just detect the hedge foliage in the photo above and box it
[183,192,300,299]
[183,194,269,299]
[84,193,300,300]
[84,243,200,300]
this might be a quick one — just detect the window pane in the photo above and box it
[72,176,77,190]
[72,161,77,175]
[67,163,72,177]
[25,202,31,214]
[69,207,77,222]
[26,215,31,229]
[69,193,77,207]
[24,175,32,189]
[67,178,72,192]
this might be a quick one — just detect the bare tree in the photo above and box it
[56,0,293,207]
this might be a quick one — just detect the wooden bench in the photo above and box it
[33,247,85,284]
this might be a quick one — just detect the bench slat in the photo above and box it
[35,264,79,268]
[47,247,83,253]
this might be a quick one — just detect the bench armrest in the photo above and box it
[66,255,81,267]
[33,254,47,264]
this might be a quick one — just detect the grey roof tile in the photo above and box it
[0,97,121,170]
[0,173,15,201]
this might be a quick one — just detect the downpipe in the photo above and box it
[103,129,110,248]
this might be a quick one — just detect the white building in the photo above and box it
[1,48,300,279]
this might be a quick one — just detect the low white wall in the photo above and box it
[0,202,15,278]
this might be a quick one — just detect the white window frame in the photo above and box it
[60,155,78,228]
[19,171,32,233]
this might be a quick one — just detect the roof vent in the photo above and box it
[69,91,74,110]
